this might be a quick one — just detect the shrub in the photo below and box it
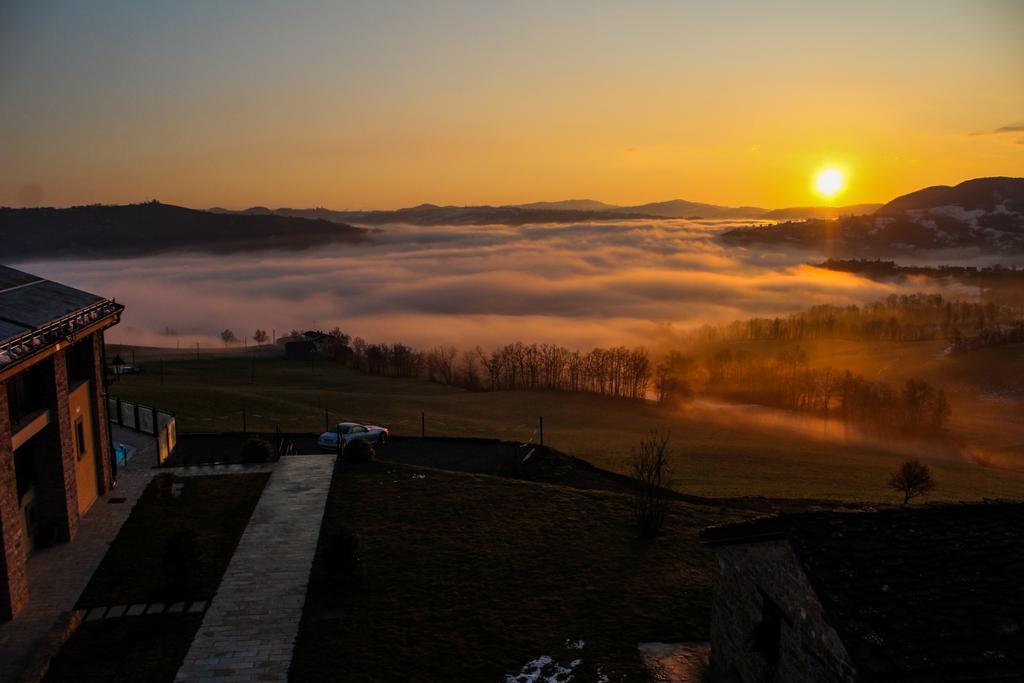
[343,438,375,463]
[321,529,360,580]
[162,529,202,589]
[241,437,274,463]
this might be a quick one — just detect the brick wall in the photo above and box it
[0,385,29,620]
[90,333,114,492]
[709,540,857,682]
[43,349,79,542]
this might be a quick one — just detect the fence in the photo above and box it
[165,406,546,446]
[108,396,177,465]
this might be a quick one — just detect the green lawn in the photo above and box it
[77,473,269,607]
[290,459,749,681]
[107,344,1024,502]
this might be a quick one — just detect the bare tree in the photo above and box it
[220,329,236,346]
[632,430,673,538]
[253,329,268,345]
[888,459,937,504]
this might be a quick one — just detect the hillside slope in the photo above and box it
[721,177,1024,254]
[0,202,369,260]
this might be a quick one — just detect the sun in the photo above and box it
[813,167,845,200]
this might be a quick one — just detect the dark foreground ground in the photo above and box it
[290,458,751,681]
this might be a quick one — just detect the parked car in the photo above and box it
[318,422,388,451]
[110,363,141,375]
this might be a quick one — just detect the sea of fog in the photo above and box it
[18,219,924,350]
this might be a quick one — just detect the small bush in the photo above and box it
[162,530,202,589]
[321,529,360,580]
[241,437,274,463]
[154,472,177,499]
[343,438,375,463]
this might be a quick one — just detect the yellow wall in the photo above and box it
[68,381,98,515]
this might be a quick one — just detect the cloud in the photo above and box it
[971,121,1024,143]
[19,219,948,351]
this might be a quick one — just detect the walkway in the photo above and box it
[0,468,152,682]
[175,455,335,683]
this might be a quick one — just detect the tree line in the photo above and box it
[282,326,952,438]
[667,346,951,437]
[680,293,1022,344]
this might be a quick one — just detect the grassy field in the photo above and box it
[107,344,1024,502]
[290,459,748,681]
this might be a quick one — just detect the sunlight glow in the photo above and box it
[814,168,846,199]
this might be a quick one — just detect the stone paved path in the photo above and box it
[0,468,152,682]
[175,455,335,683]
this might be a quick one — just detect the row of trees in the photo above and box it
[285,325,951,439]
[682,294,1022,345]
[949,323,1024,354]
[656,346,951,437]
[300,331,655,401]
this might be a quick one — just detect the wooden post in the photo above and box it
[196,342,200,361]
[242,407,247,433]
[421,412,425,439]
[160,358,164,385]
[324,408,329,433]
[336,424,343,458]
[539,416,544,448]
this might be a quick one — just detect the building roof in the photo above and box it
[0,265,122,369]
[703,503,1024,681]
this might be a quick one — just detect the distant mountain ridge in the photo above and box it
[721,177,1024,255]
[210,199,882,225]
[0,201,368,261]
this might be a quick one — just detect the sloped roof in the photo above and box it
[0,264,122,368]
[703,503,1024,680]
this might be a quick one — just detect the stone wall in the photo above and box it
[0,386,29,620]
[709,540,857,682]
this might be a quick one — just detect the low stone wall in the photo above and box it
[709,540,856,682]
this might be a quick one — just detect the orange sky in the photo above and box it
[1,1,1022,210]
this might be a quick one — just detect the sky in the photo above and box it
[1,0,1022,210]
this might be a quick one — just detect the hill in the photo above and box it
[720,177,1024,254]
[876,176,1024,215]
[513,199,619,211]
[0,201,369,260]
[759,203,882,220]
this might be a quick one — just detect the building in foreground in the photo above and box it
[702,503,1024,682]
[0,265,123,620]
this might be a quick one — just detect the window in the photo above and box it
[351,425,366,433]
[75,417,87,459]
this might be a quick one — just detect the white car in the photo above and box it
[318,422,389,451]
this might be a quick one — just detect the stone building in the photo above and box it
[701,503,1024,681]
[0,266,123,620]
